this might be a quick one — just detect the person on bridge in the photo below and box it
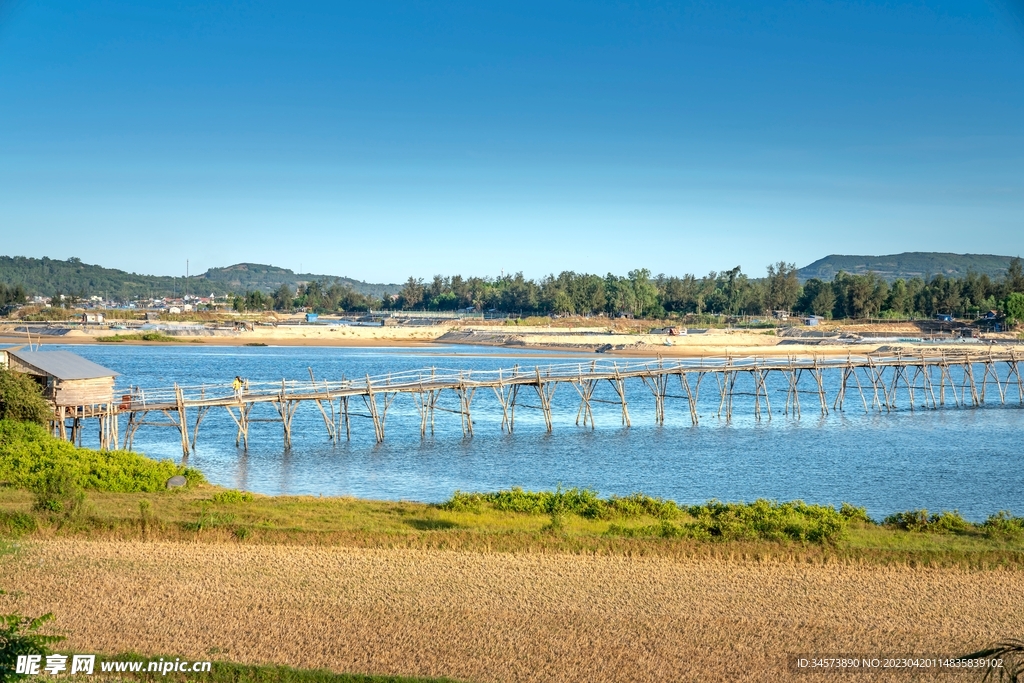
[232,376,244,401]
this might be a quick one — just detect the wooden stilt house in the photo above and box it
[2,349,120,448]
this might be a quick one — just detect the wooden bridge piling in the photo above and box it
[86,350,1024,457]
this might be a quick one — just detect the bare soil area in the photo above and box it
[3,539,1021,683]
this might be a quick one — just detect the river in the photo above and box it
[35,344,1024,521]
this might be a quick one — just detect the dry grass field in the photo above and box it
[3,539,1023,683]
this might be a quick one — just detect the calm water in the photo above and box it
[41,344,1024,521]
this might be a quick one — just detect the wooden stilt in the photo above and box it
[174,384,190,457]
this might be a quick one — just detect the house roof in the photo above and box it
[7,349,118,380]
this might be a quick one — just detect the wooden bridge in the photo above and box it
[103,349,1024,456]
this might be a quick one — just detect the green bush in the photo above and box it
[210,490,254,504]
[0,369,50,426]
[30,467,84,516]
[442,490,848,544]
[0,419,205,493]
[884,509,931,532]
[606,493,681,520]
[0,511,37,537]
[983,511,1024,538]
[839,503,874,524]
[441,487,606,519]
[685,499,847,543]
[884,509,972,534]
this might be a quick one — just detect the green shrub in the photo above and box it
[0,369,50,426]
[983,511,1024,538]
[929,510,971,533]
[606,493,681,520]
[210,490,254,504]
[30,467,84,516]
[0,419,205,493]
[884,509,931,532]
[0,511,37,537]
[442,490,848,544]
[685,499,847,543]
[438,491,487,513]
[440,487,606,519]
[839,503,874,524]
[884,509,972,534]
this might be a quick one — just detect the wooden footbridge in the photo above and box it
[106,350,1024,456]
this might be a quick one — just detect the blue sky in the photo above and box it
[1,1,1022,282]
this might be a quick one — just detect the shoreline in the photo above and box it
[4,332,1021,359]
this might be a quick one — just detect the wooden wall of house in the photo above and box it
[6,356,42,376]
[53,377,116,407]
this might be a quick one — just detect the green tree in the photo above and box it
[398,277,425,310]
[0,369,51,425]
[272,284,293,311]
[796,279,835,317]
[1007,257,1024,294]
[765,262,800,312]
[628,269,659,318]
[1005,292,1024,327]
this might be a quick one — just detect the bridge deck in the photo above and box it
[50,349,1023,455]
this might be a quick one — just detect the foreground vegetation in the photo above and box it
[0,420,202,495]
[0,484,1020,568]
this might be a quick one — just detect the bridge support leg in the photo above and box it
[225,404,251,449]
[175,384,190,458]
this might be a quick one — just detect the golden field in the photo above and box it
[3,538,1023,683]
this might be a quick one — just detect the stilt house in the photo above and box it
[1,349,120,447]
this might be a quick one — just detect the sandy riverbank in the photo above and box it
[3,322,1020,357]
[3,539,1019,683]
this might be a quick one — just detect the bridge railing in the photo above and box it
[115,350,1017,409]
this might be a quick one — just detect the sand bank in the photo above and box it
[2,322,1020,358]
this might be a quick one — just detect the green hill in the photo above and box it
[0,256,399,300]
[797,252,1018,283]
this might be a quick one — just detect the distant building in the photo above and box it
[82,313,104,324]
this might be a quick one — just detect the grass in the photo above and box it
[1,486,1022,568]
[97,332,202,343]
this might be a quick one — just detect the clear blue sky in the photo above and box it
[1,1,1022,282]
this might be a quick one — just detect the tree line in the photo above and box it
[230,258,1024,321]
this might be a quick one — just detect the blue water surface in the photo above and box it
[43,343,1024,521]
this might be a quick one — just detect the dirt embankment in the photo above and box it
[3,540,1021,683]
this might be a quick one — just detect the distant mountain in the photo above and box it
[0,256,400,300]
[797,252,1019,283]
[197,263,400,298]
